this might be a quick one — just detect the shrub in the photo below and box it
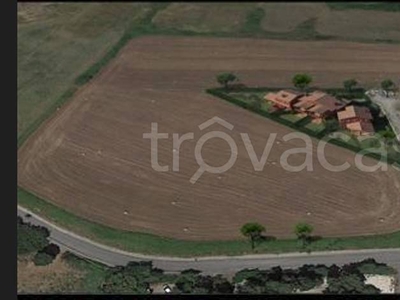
[33,251,54,266]
[324,118,340,133]
[350,258,397,276]
[41,243,61,258]
[324,273,380,294]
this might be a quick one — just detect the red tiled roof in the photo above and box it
[293,91,326,110]
[308,95,347,115]
[265,90,303,106]
[337,105,373,121]
[346,120,375,134]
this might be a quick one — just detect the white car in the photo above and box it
[163,284,172,294]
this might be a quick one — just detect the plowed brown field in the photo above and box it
[18,36,400,240]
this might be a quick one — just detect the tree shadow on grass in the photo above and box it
[301,236,324,253]
[309,235,323,243]
[259,235,277,242]
[254,235,277,249]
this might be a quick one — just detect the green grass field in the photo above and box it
[17,3,156,144]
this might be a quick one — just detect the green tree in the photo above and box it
[32,243,61,266]
[324,274,380,294]
[100,261,165,294]
[381,79,395,96]
[174,272,233,294]
[216,73,237,89]
[240,222,266,250]
[42,243,61,258]
[234,265,325,294]
[17,216,50,255]
[292,74,312,92]
[294,222,314,248]
[343,79,358,92]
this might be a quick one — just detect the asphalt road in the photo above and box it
[18,206,400,277]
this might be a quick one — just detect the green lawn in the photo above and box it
[18,187,400,257]
[279,113,304,124]
[228,92,273,113]
[332,132,360,148]
[304,122,326,134]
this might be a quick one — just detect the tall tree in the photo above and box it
[343,79,358,93]
[292,74,312,92]
[240,222,265,250]
[294,222,314,248]
[381,79,395,96]
[100,261,164,294]
[174,272,234,294]
[216,73,237,89]
[17,216,50,255]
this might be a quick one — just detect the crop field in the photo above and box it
[17,2,155,142]
[258,3,400,42]
[17,2,400,143]
[18,36,400,241]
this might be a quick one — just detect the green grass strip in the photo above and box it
[18,187,400,257]
[327,2,400,12]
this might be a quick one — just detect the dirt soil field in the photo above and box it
[18,255,83,293]
[18,36,400,241]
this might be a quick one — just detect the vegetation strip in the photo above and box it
[18,187,400,257]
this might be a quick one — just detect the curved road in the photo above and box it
[18,206,400,277]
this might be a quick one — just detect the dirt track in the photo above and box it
[18,36,400,240]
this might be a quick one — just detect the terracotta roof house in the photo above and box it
[264,89,346,122]
[292,91,346,120]
[264,90,303,110]
[337,105,375,136]
[292,91,327,112]
[306,95,347,120]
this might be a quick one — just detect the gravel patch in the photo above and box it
[367,89,400,142]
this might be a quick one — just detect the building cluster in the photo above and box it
[265,90,375,136]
